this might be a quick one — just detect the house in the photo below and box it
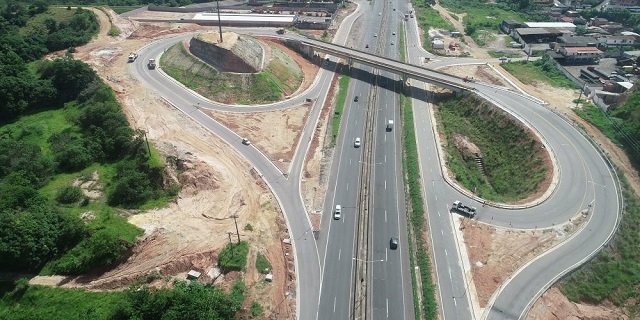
[557,35,599,47]
[590,18,609,27]
[605,0,640,12]
[601,23,625,34]
[600,35,636,47]
[558,46,604,63]
[501,19,521,34]
[524,22,576,32]
[565,10,580,17]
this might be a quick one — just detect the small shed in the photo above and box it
[187,270,202,280]
[432,39,445,50]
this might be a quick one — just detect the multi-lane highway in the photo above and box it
[128,4,621,319]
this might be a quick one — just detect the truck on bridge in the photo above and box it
[452,200,476,218]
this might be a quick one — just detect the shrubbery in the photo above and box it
[218,241,249,272]
[255,253,272,274]
[55,185,84,204]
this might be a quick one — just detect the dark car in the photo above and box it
[354,95,359,102]
[390,237,398,250]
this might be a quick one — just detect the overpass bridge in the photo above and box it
[288,37,474,92]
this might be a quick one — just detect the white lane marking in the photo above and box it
[435,195,437,201]
[385,154,387,163]
[346,183,349,191]
[445,249,448,256]
[454,298,457,306]
[385,134,387,142]
[385,180,387,189]
[438,211,441,216]
[432,181,435,186]
[386,298,389,318]
[386,248,388,261]
[339,249,341,261]
[333,296,337,312]
[385,210,388,222]
[350,158,352,165]
[441,230,444,235]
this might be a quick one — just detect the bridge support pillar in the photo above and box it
[454,89,464,97]
[402,73,409,87]
[347,57,353,69]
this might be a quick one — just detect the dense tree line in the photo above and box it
[0,2,169,274]
[581,8,640,32]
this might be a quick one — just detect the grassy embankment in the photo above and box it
[504,60,640,315]
[435,94,549,202]
[332,72,351,145]
[161,41,302,105]
[501,59,578,89]
[398,21,438,320]
[413,4,453,51]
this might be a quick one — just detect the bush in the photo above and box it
[249,301,264,317]
[47,230,129,275]
[56,185,83,204]
[244,223,253,231]
[218,241,249,273]
[255,253,271,274]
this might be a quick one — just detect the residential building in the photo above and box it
[524,22,576,32]
[600,35,636,47]
[558,46,604,63]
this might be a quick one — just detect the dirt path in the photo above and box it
[432,2,490,58]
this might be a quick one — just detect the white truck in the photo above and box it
[386,120,394,131]
[147,58,156,69]
[452,200,476,218]
[127,53,138,63]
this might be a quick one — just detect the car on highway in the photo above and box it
[242,138,251,145]
[390,237,398,250]
[354,95,359,102]
[365,44,369,48]
[391,41,394,45]
[333,205,342,220]
[354,137,361,148]
[374,33,378,37]
[392,32,396,35]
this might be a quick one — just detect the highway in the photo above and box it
[128,7,621,320]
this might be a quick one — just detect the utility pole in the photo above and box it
[231,215,241,243]
[575,83,586,108]
[227,232,234,257]
[216,0,223,43]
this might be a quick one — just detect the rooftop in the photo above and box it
[563,47,604,53]
[516,27,566,35]
[524,22,576,28]
[192,13,297,23]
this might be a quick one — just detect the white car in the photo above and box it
[354,137,361,148]
[242,138,251,145]
[392,32,396,35]
[333,205,342,220]
[374,33,378,37]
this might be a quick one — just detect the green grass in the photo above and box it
[401,90,437,319]
[436,94,549,202]
[573,103,620,141]
[218,241,249,272]
[332,73,351,145]
[414,5,453,52]
[501,60,579,89]
[439,0,529,38]
[399,23,407,62]
[255,253,272,274]
[110,6,143,14]
[0,283,128,319]
[161,41,301,105]
[21,7,78,36]
[107,26,120,37]
[0,107,76,156]
[487,50,521,58]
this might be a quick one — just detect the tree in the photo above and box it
[39,57,97,104]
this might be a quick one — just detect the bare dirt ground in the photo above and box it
[28,8,337,318]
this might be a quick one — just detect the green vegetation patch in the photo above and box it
[487,50,521,58]
[414,5,453,51]
[436,94,549,202]
[332,73,351,145]
[501,55,579,89]
[161,41,302,105]
[219,241,249,272]
[0,279,245,319]
[255,252,272,274]
[401,91,437,319]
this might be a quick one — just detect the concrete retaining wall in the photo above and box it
[189,35,263,73]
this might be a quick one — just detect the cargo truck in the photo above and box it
[386,120,394,131]
[452,200,476,217]
[147,58,156,69]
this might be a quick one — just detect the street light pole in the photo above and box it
[216,0,223,43]
[231,214,241,243]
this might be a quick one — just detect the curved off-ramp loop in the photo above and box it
[418,61,622,318]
